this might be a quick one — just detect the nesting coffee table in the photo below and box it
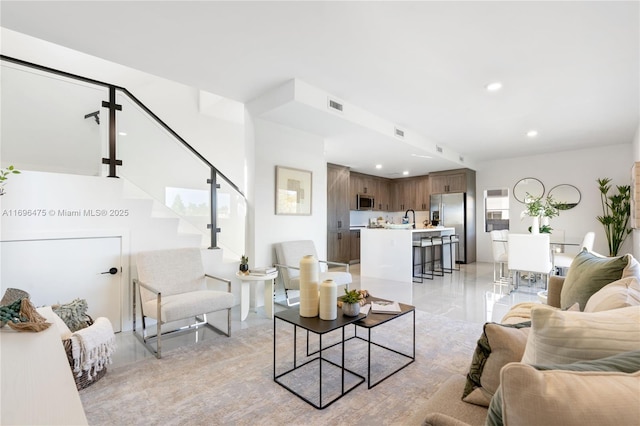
[273,296,415,409]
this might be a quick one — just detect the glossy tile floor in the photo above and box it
[111,262,541,368]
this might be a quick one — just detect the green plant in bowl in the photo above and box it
[340,288,362,304]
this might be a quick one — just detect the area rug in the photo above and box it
[80,310,483,425]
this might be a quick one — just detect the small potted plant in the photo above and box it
[239,255,249,273]
[340,288,362,317]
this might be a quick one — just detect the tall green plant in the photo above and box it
[596,178,631,256]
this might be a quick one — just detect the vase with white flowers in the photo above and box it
[521,193,559,234]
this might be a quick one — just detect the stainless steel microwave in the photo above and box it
[357,194,375,210]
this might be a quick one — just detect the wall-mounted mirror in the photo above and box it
[548,184,581,210]
[513,177,545,203]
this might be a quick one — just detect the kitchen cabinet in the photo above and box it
[327,164,350,263]
[391,175,429,211]
[430,170,468,194]
[415,175,430,211]
[350,229,361,263]
[350,172,377,210]
[376,178,391,211]
[350,172,391,211]
[392,178,417,211]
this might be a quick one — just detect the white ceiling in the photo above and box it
[1,1,638,178]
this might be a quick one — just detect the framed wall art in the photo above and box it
[275,166,312,215]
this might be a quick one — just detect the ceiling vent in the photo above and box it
[394,127,405,138]
[436,145,443,153]
[327,98,343,112]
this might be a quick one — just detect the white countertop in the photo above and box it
[360,227,455,232]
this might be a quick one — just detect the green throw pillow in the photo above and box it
[560,249,628,310]
[486,350,640,426]
[462,321,531,407]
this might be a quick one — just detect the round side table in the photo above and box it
[235,271,279,320]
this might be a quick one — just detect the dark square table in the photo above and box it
[273,308,366,409]
[351,296,416,388]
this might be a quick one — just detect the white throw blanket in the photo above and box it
[71,317,116,380]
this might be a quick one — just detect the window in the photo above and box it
[485,189,509,232]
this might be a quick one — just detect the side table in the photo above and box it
[235,271,278,321]
[274,308,365,409]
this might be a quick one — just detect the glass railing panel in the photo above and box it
[217,173,246,260]
[0,62,108,176]
[116,93,211,246]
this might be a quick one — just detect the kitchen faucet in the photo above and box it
[404,209,416,229]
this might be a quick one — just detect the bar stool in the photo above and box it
[412,237,432,282]
[430,236,445,277]
[443,234,460,272]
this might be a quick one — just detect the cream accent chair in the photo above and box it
[553,231,595,275]
[490,230,509,282]
[133,248,234,358]
[508,233,553,291]
[273,240,351,306]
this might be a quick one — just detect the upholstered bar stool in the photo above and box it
[412,237,429,282]
[443,234,460,272]
[431,236,445,277]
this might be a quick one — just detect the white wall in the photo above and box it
[250,118,328,270]
[476,144,633,262]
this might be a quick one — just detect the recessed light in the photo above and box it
[486,81,503,92]
[402,171,409,176]
[118,132,127,136]
[526,130,538,138]
[375,164,382,169]
[411,154,432,159]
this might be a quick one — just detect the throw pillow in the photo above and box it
[51,298,90,332]
[499,363,640,426]
[486,350,640,426]
[521,304,640,365]
[560,250,631,310]
[583,276,640,312]
[462,321,531,407]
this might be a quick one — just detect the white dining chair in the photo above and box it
[508,233,553,290]
[490,230,509,282]
[553,231,595,275]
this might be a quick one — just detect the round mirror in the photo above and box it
[548,184,581,210]
[513,177,545,203]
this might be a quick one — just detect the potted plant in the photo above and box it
[340,288,362,317]
[239,255,249,273]
[596,178,631,256]
[521,193,559,234]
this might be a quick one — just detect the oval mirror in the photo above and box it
[548,184,581,210]
[513,177,545,203]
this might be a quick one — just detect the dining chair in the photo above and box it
[490,230,509,282]
[508,233,553,290]
[553,231,596,274]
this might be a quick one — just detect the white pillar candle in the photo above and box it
[319,279,337,320]
[299,255,319,317]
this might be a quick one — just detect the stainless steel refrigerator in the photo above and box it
[430,193,468,263]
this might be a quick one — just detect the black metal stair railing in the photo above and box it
[0,54,244,249]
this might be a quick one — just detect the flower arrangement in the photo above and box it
[520,193,559,233]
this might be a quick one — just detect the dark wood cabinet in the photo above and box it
[391,175,429,211]
[350,230,361,263]
[327,164,350,263]
[430,170,468,194]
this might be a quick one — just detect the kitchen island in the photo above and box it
[360,227,456,282]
